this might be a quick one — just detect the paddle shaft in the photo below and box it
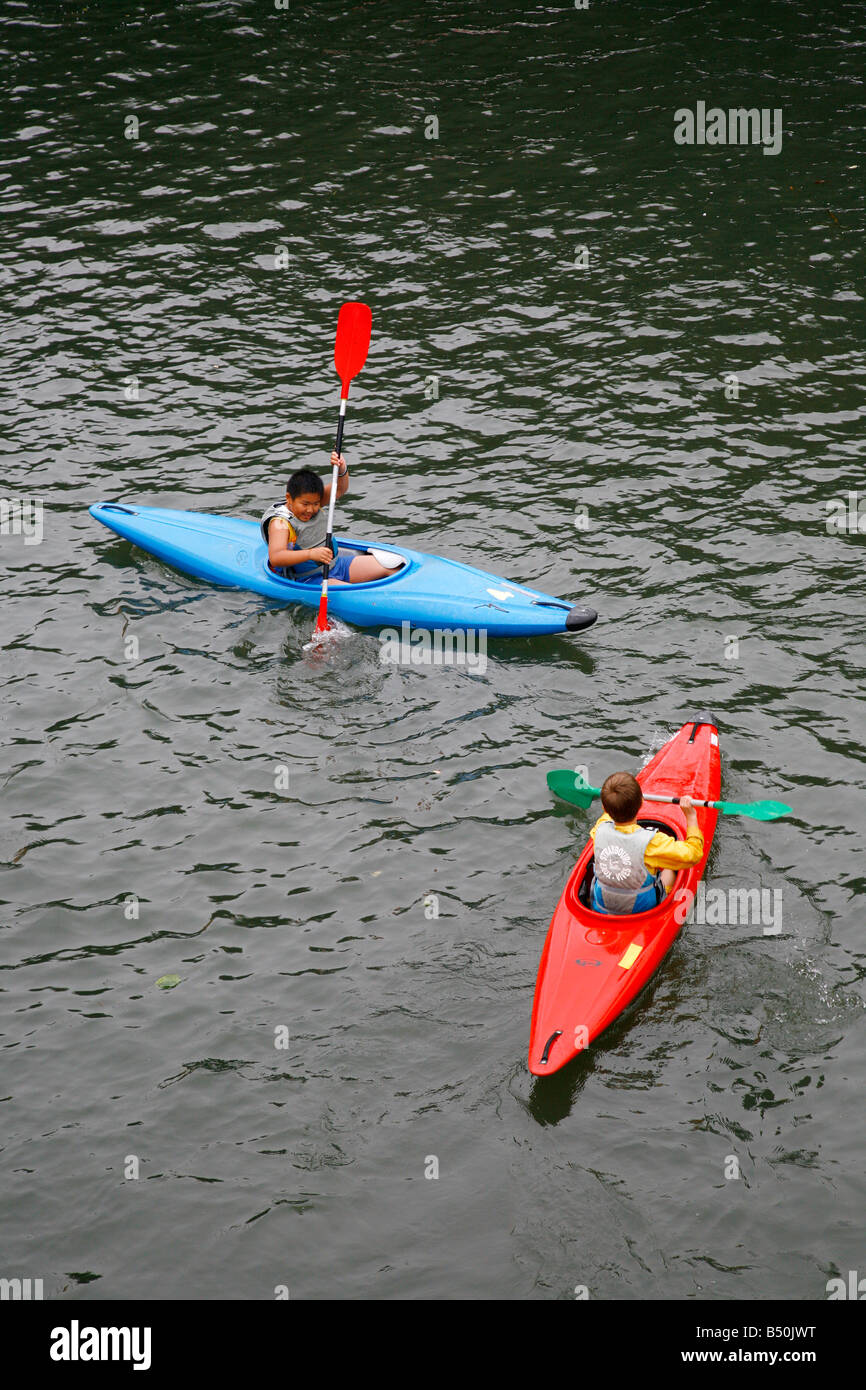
[644,793,716,810]
[315,303,372,632]
[640,792,792,819]
[562,784,713,808]
[314,401,347,630]
[323,400,346,563]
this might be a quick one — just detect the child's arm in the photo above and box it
[321,451,349,504]
[268,517,334,570]
[645,797,705,870]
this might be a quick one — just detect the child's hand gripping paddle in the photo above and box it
[546,769,792,821]
[314,302,372,636]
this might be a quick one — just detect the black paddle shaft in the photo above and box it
[334,411,347,458]
[323,409,347,565]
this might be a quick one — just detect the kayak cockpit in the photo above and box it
[576,817,685,917]
[264,539,413,591]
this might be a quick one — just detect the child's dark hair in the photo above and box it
[601,771,643,823]
[287,469,324,500]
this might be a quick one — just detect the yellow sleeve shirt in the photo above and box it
[590,813,704,871]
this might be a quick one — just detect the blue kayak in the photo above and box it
[89,503,597,637]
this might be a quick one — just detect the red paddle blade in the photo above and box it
[314,594,330,632]
[334,302,372,398]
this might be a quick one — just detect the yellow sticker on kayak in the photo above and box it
[618,943,643,970]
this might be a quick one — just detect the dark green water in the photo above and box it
[1,0,864,1301]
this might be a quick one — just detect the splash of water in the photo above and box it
[302,619,352,656]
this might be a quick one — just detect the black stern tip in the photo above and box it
[686,711,718,741]
[565,605,598,632]
[687,710,718,728]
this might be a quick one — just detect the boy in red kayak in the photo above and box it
[590,772,704,914]
[261,453,401,584]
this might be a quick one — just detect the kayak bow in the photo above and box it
[528,716,721,1075]
[89,503,598,638]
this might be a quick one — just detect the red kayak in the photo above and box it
[528,716,721,1076]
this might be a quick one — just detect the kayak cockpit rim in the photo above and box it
[263,538,416,592]
[568,813,688,921]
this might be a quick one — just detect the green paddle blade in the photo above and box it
[546,770,601,809]
[713,799,792,821]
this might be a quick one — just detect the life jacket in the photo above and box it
[592,820,657,914]
[260,503,336,577]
